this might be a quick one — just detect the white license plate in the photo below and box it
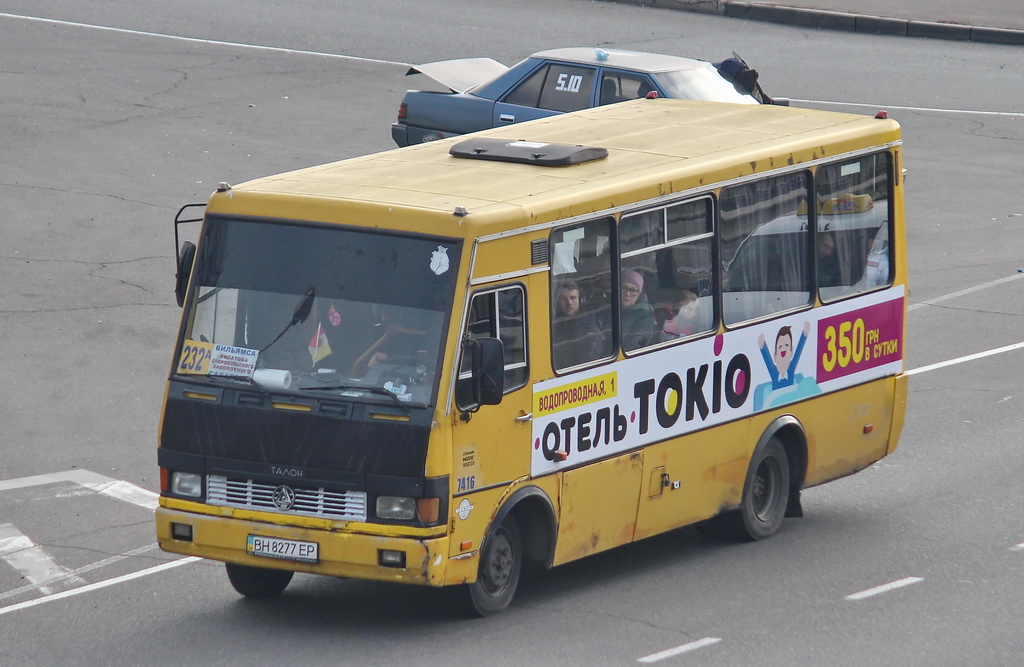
[246,535,319,563]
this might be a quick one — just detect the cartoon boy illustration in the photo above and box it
[758,321,811,390]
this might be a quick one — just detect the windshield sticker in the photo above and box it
[208,344,259,377]
[430,246,450,275]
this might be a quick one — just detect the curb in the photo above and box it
[610,0,1024,45]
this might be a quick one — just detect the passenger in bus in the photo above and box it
[817,231,842,287]
[657,290,703,340]
[620,270,655,351]
[552,281,603,368]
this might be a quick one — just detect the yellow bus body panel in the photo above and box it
[156,500,449,586]
[554,451,645,564]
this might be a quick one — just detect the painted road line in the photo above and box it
[0,544,159,603]
[638,638,722,663]
[908,273,1024,312]
[846,576,923,601]
[0,556,200,617]
[791,99,1024,119]
[76,477,159,510]
[0,470,158,510]
[0,524,87,595]
[907,341,1024,377]
[0,12,410,67]
[1011,543,1024,552]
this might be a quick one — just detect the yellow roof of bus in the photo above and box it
[207,98,900,237]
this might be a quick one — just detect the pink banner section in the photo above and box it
[816,296,904,382]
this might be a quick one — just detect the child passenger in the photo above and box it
[659,290,703,340]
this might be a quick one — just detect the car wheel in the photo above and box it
[225,563,294,598]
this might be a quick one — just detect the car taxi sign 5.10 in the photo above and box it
[530,286,905,476]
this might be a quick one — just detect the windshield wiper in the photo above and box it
[259,287,315,355]
[300,382,409,409]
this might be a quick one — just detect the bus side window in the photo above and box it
[550,218,615,371]
[721,173,812,325]
[620,197,715,352]
[814,152,894,301]
[459,285,528,402]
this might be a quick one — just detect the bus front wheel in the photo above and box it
[462,515,522,616]
[225,562,294,598]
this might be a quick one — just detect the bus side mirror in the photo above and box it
[175,241,196,307]
[477,337,505,405]
[456,337,505,419]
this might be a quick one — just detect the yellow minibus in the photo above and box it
[156,98,907,615]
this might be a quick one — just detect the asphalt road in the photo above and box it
[1,1,1023,664]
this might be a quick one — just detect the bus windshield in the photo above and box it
[176,216,460,406]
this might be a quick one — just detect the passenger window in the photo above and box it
[814,153,894,300]
[721,173,812,325]
[620,197,715,352]
[459,285,528,403]
[536,65,596,113]
[504,65,548,108]
[599,71,654,105]
[550,218,615,370]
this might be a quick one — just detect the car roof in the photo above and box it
[529,47,709,73]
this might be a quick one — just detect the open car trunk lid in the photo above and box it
[405,57,508,93]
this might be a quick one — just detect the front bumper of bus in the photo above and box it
[156,500,454,586]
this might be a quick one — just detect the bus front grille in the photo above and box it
[206,475,367,522]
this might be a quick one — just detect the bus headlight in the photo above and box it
[170,472,202,498]
[376,496,416,520]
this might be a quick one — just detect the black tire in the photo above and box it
[699,437,790,541]
[462,515,522,616]
[225,563,294,598]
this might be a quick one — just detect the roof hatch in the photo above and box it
[449,138,608,166]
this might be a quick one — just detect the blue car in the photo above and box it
[391,47,783,147]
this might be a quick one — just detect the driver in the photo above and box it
[349,308,429,377]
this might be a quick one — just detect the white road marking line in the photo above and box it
[846,576,923,600]
[638,638,722,663]
[1011,542,1024,552]
[0,12,410,67]
[908,273,1024,312]
[77,478,159,511]
[0,556,199,617]
[907,341,1024,376]
[0,469,157,510]
[792,98,1024,118]
[904,273,1024,376]
[0,524,87,594]
[0,544,159,603]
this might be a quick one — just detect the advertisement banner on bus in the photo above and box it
[530,286,905,476]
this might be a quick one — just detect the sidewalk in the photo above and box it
[615,0,1024,45]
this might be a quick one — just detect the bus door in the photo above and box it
[449,283,533,556]
[545,217,644,564]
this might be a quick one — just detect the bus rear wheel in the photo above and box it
[462,515,522,616]
[700,437,790,541]
[225,563,294,598]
